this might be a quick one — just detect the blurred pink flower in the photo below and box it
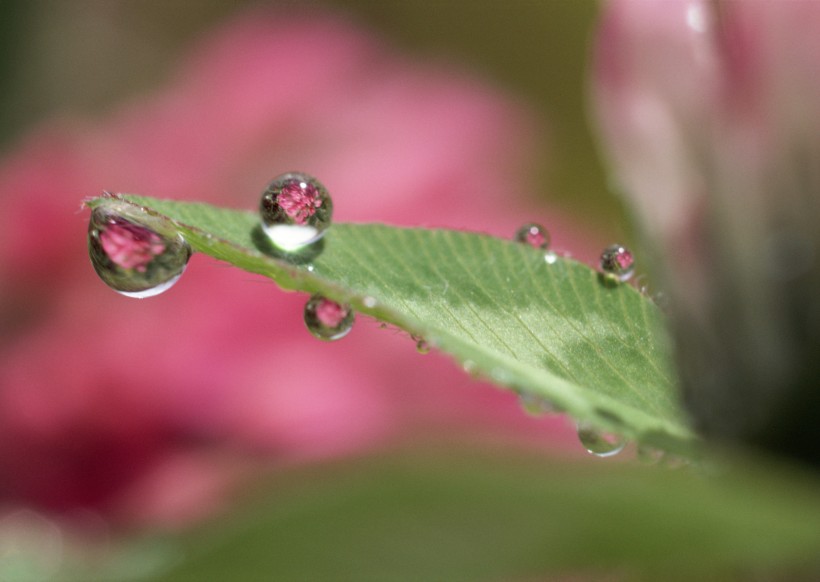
[591,1,820,463]
[0,9,590,529]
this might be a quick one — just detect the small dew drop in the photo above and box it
[260,172,333,251]
[544,251,558,265]
[599,244,635,282]
[88,205,191,298]
[514,223,551,250]
[462,360,479,377]
[576,422,626,458]
[518,393,556,417]
[633,274,651,295]
[362,295,378,309]
[490,367,512,385]
[303,295,354,341]
[411,334,430,354]
[636,444,666,465]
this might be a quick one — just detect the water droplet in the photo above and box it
[518,393,556,417]
[514,223,550,250]
[599,244,635,282]
[88,205,191,298]
[576,422,626,457]
[636,444,665,465]
[362,295,378,309]
[544,251,558,265]
[303,294,354,341]
[260,172,333,251]
[462,360,479,377]
[633,274,650,295]
[411,334,430,354]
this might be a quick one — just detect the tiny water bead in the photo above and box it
[88,205,191,298]
[303,295,355,341]
[514,223,551,250]
[599,244,635,282]
[260,172,333,251]
[576,422,627,458]
[518,393,557,417]
[411,334,430,354]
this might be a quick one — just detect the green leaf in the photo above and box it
[148,447,820,581]
[86,194,695,454]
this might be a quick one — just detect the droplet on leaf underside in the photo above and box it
[260,172,333,251]
[411,334,430,354]
[518,393,557,417]
[87,204,191,298]
[514,223,551,250]
[599,244,635,282]
[303,294,354,341]
[576,422,627,458]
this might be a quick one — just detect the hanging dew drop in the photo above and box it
[518,393,557,417]
[514,223,551,250]
[87,204,191,298]
[260,172,333,251]
[411,335,430,354]
[576,422,626,457]
[599,244,635,282]
[303,294,354,341]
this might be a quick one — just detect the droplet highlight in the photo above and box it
[303,295,354,341]
[88,204,191,298]
[514,223,550,250]
[599,244,635,282]
[576,422,626,457]
[260,172,333,251]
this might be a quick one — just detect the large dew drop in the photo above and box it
[576,422,626,458]
[88,204,191,298]
[514,223,551,250]
[599,244,635,282]
[260,172,333,251]
[303,295,354,341]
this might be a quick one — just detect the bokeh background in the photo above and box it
[0,1,638,580]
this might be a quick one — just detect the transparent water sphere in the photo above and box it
[303,295,354,341]
[88,204,191,298]
[514,223,551,250]
[260,172,333,251]
[411,334,430,354]
[599,244,635,282]
[576,422,627,458]
[518,393,557,417]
